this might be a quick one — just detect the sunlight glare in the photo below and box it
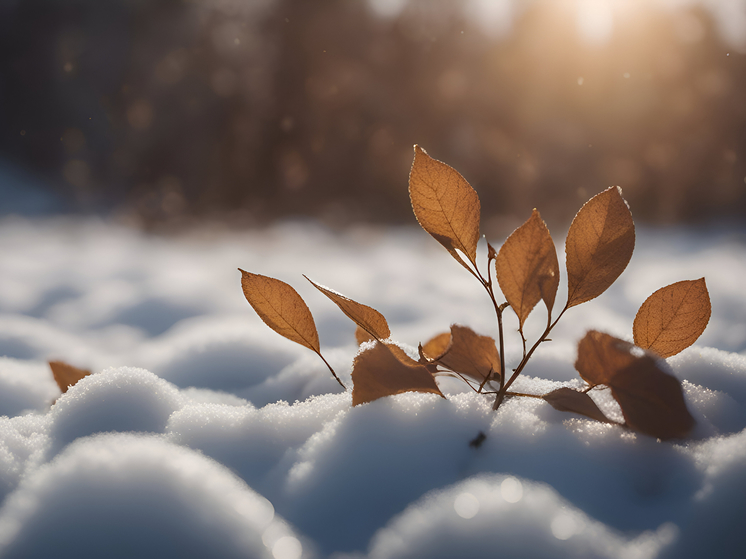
[576,0,614,45]
[367,0,408,19]
[465,0,515,37]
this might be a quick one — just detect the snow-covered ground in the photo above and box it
[0,216,745,558]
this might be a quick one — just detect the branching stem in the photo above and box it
[519,329,527,363]
[474,259,507,397]
[492,303,569,411]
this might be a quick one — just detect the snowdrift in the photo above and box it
[0,218,744,558]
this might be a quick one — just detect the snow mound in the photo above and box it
[46,367,183,458]
[0,358,58,416]
[0,433,308,559]
[0,218,745,557]
[358,474,678,559]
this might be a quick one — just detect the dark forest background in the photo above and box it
[1,0,744,232]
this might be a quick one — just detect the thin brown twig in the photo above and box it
[316,351,346,390]
[493,303,569,410]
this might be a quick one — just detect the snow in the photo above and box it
[0,216,745,558]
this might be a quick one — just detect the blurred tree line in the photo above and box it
[1,0,744,231]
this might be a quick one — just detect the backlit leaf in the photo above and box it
[239,269,319,353]
[432,324,500,383]
[351,341,445,406]
[409,145,481,271]
[565,187,635,308]
[609,357,696,439]
[543,387,610,423]
[495,209,559,327]
[384,341,438,373]
[355,326,375,345]
[421,331,451,360]
[574,330,636,387]
[633,278,711,358]
[305,276,390,341]
[49,360,91,393]
[574,330,695,439]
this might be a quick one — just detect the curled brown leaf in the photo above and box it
[305,276,390,341]
[495,209,559,327]
[384,341,438,374]
[575,330,637,387]
[429,325,500,384]
[574,330,695,439]
[351,341,445,406]
[409,145,481,271]
[609,358,696,440]
[633,278,711,358]
[421,331,451,360]
[565,187,635,308]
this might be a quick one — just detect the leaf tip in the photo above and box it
[49,360,91,394]
[238,269,255,284]
[412,144,431,165]
[565,186,635,308]
[611,185,632,209]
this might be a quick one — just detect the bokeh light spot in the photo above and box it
[500,477,523,503]
[272,536,302,559]
[453,492,480,519]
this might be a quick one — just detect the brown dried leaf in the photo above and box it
[434,324,500,384]
[239,269,319,353]
[495,209,559,327]
[543,387,610,423]
[305,276,390,341]
[575,330,636,387]
[409,145,481,270]
[565,187,635,308]
[355,326,375,345]
[574,330,695,439]
[384,341,437,373]
[351,341,445,406]
[633,278,711,358]
[49,360,91,393]
[421,331,451,360]
[609,357,696,440]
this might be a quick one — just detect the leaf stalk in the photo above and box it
[316,350,346,390]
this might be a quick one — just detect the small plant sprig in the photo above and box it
[240,146,711,440]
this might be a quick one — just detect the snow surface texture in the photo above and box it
[0,217,745,558]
